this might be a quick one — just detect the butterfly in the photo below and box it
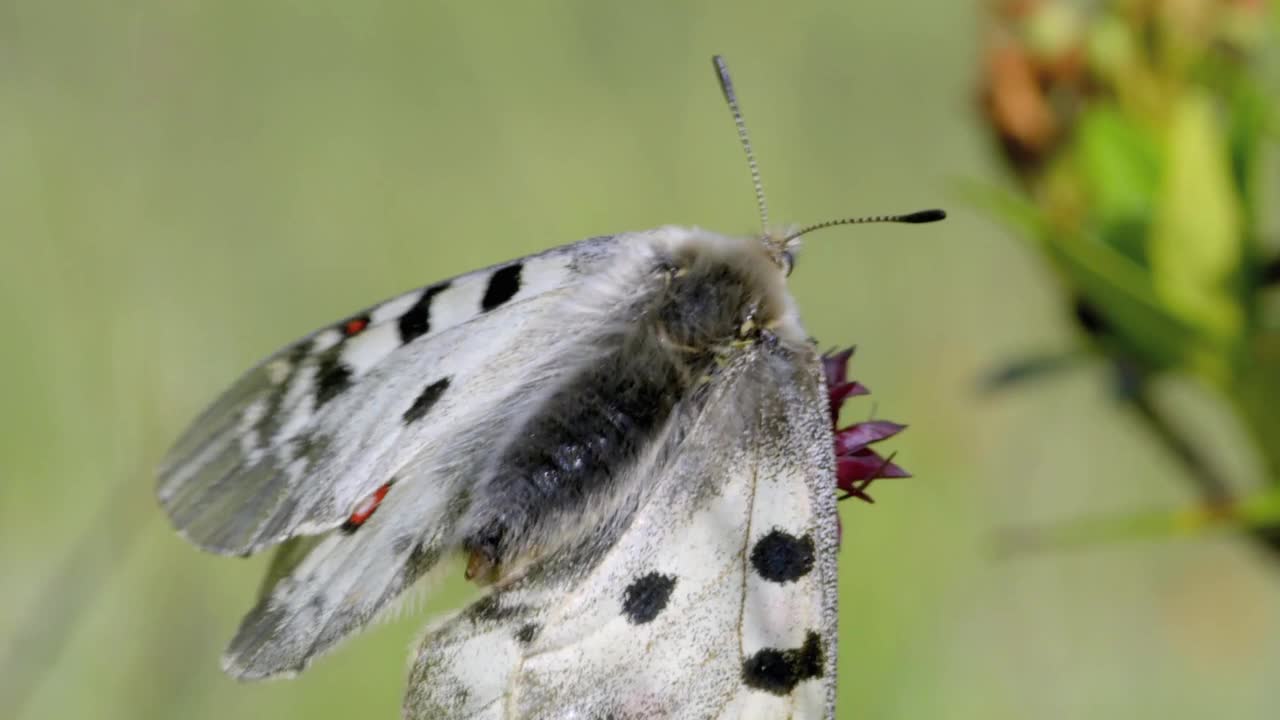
[156,55,943,719]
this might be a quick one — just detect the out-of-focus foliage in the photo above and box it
[976,0,1280,542]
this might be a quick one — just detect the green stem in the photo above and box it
[1128,384,1235,505]
[1126,368,1280,556]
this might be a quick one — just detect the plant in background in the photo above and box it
[974,0,1280,552]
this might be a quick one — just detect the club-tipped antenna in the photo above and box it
[784,209,946,243]
[712,55,946,245]
[713,55,770,233]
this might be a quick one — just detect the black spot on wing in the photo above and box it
[741,631,825,696]
[465,595,529,625]
[750,529,815,584]
[392,535,414,555]
[466,595,501,622]
[314,353,353,408]
[248,339,314,442]
[514,623,540,644]
[621,572,676,625]
[288,338,314,364]
[387,541,445,597]
[398,282,451,344]
[406,541,441,573]
[289,432,330,462]
[402,377,451,424]
[481,263,522,311]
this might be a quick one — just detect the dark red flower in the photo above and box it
[822,348,909,505]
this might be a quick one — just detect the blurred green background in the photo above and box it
[3,1,1279,719]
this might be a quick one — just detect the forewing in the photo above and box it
[157,236,617,556]
[201,229,704,679]
[403,343,839,720]
[221,281,663,678]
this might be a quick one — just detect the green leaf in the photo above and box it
[1049,227,1201,372]
[1149,90,1246,351]
[1224,72,1270,233]
[960,179,1203,374]
[1075,107,1160,265]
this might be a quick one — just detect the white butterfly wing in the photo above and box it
[157,235,618,556]
[216,304,570,678]
[164,228,719,680]
[404,342,838,720]
[219,285,653,678]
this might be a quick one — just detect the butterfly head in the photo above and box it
[756,227,800,277]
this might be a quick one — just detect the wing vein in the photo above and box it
[724,399,763,719]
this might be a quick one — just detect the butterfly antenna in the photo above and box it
[713,55,770,234]
[784,209,946,243]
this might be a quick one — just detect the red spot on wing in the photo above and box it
[342,316,371,337]
[342,481,393,531]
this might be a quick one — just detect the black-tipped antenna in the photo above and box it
[784,209,946,243]
[713,55,769,233]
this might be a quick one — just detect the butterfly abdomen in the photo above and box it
[459,230,801,582]
[460,330,689,581]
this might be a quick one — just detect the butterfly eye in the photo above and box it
[781,250,796,276]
